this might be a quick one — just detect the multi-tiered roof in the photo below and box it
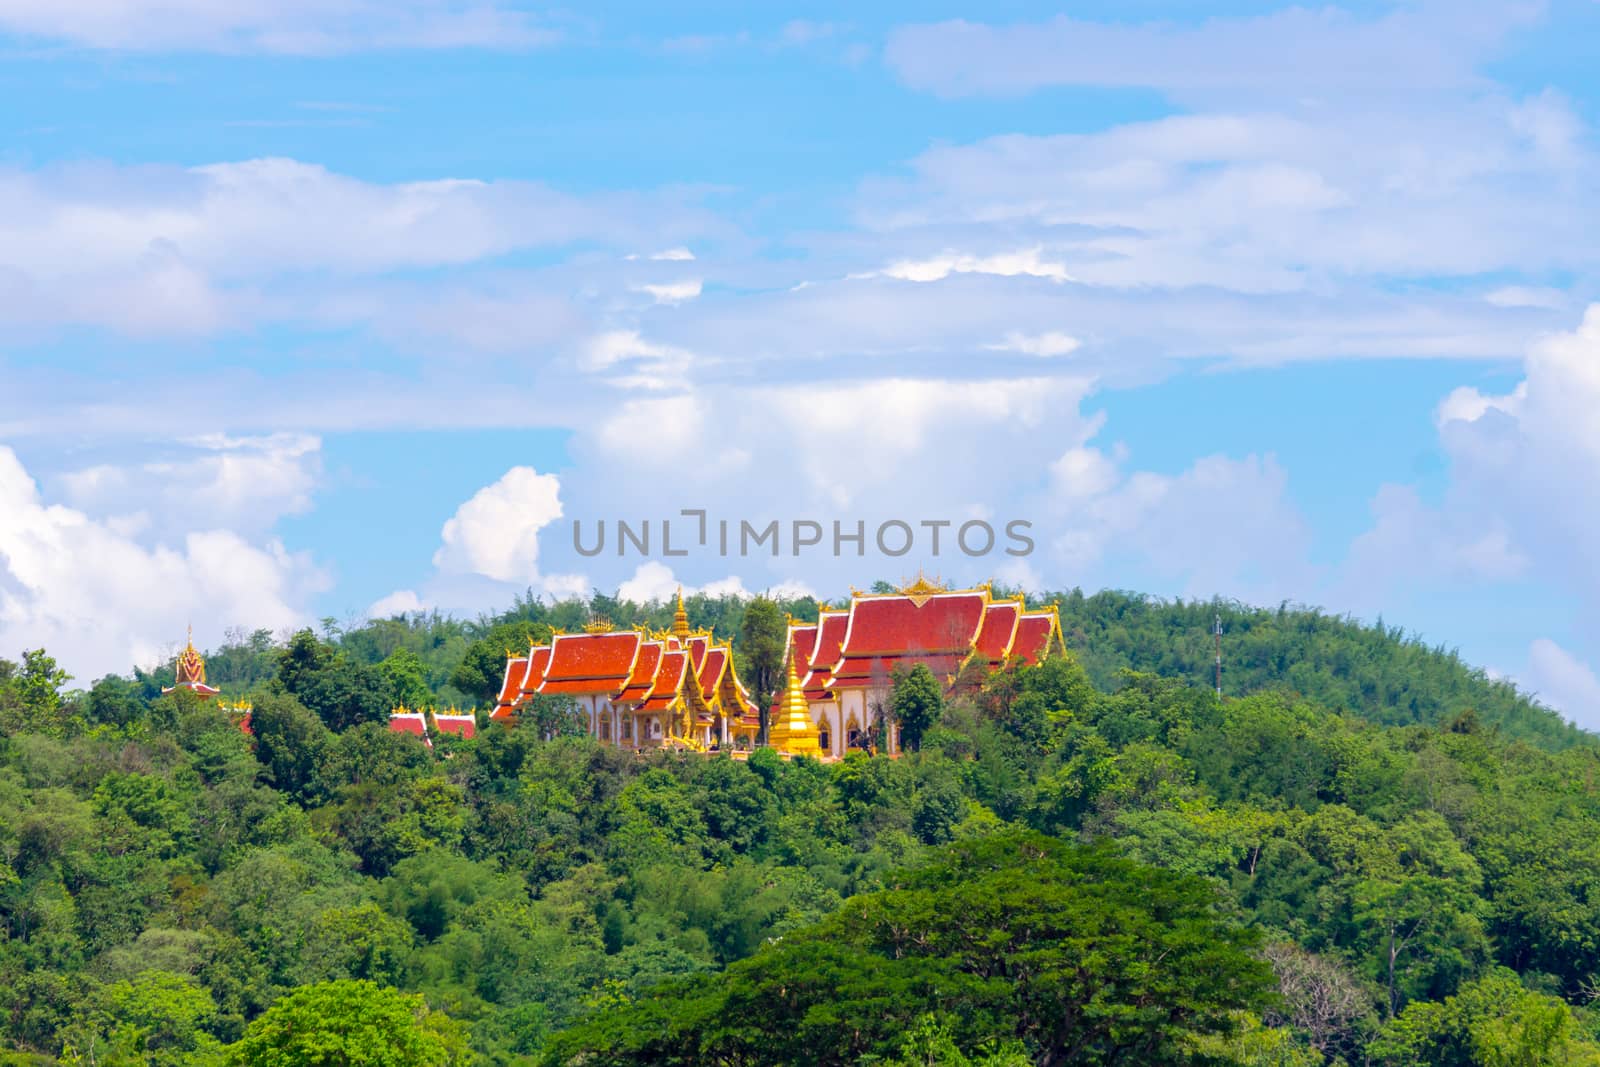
[787,578,1065,694]
[485,589,759,737]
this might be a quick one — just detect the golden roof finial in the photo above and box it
[583,617,614,634]
[898,569,948,607]
[175,625,207,686]
[672,586,691,639]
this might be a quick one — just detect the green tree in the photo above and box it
[738,597,786,741]
[379,649,433,710]
[546,832,1272,1066]
[892,664,945,752]
[225,980,468,1066]
[450,620,554,708]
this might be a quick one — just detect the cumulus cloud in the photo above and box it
[1524,638,1600,730]
[0,0,560,54]
[56,433,321,539]
[1043,448,1317,603]
[614,562,813,604]
[0,446,323,680]
[433,466,565,585]
[368,589,428,617]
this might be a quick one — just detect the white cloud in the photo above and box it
[368,589,428,617]
[57,433,321,538]
[0,0,560,54]
[649,247,696,261]
[1485,286,1568,310]
[1524,638,1600,730]
[0,158,721,337]
[1043,449,1317,603]
[0,446,323,680]
[613,562,813,604]
[988,330,1081,357]
[884,5,1536,99]
[581,330,694,390]
[433,466,564,585]
[633,279,703,305]
[878,247,1073,284]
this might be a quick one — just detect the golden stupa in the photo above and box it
[767,650,821,757]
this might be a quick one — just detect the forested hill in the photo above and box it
[7,591,1600,1063]
[1047,590,1589,751]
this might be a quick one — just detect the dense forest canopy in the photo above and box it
[0,585,1596,1065]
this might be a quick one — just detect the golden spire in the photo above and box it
[767,650,821,757]
[672,586,691,639]
[175,626,206,686]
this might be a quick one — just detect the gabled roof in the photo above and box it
[686,635,710,671]
[697,645,728,695]
[494,656,529,707]
[519,645,553,695]
[618,641,664,703]
[788,623,819,671]
[388,710,432,746]
[829,590,988,686]
[800,611,848,698]
[538,632,641,696]
[640,650,688,712]
[432,711,477,739]
[1011,608,1065,665]
[973,600,1023,664]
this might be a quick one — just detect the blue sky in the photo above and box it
[2,1,1599,726]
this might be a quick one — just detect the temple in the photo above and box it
[779,578,1064,758]
[483,590,762,751]
[388,581,1064,759]
[163,629,253,734]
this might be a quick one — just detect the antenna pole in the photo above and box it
[1214,612,1222,699]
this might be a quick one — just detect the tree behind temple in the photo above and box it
[738,597,786,741]
[893,663,944,752]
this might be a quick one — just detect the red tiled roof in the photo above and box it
[539,632,641,696]
[495,656,529,706]
[640,650,687,711]
[800,611,848,698]
[389,712,431,745]
[1011,612,1060,666]
[974,601,1022,663]
[789,624,818,671]
[432,712,477,739]
[697,646,727,694]
[837,591,987,657]
[618,641,664,703]
[518,646,552,697]
[830,651,969,685]
[687,635,709,671]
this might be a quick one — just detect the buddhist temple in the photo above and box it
[389,581,1064,760]
[780,578,1065,758]
[479,589,762,751]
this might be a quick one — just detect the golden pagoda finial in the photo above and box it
[898,570,948,607]
[175,626,207,687]
[672,586,691,639]
[583,617,614,634]
[767,648,821,758]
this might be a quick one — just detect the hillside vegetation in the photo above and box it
[0,589,1594,1065]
